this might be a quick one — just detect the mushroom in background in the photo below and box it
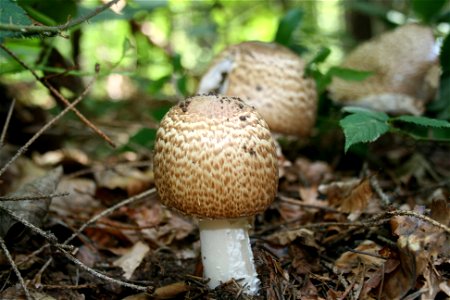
[328,24,440,116]
[198,41,318,137]
[153,95,278,295]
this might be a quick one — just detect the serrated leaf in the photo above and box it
[18,0,77,25]
[0,0,33,41]
[340,113,390,152]
[342,106,389,121]
[411,0,447,23]
[274,8,303,46]
[329,67,373,81]
[392,115,450,128]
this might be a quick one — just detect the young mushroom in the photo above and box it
[197,41,317,137]
[153,95,278,295]
[328,24,440,115]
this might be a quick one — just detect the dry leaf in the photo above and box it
[268,228,318,247]
[383,206,449,299]
[319,178,376,221]
[94,165,153,195]
[0,167,63,243]
[51,177,97,217]
[113,241,150,280]
[335,240,385,273]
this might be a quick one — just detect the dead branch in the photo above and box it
[0,73,95,178]
[0,44,116,147]
[0,193,69,202]
[0,98,15,149]
[0,236,32,300]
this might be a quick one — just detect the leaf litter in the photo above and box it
[1,110,449,300]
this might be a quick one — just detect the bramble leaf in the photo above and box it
[0,0,33,41]
[340,112,390,152]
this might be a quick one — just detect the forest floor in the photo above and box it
[0,94,449,300]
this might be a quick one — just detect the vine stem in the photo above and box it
[0,0,121,36]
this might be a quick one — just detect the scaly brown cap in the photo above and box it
[153,95,278,219]
[328,24,439,115]
[198,41,317,137]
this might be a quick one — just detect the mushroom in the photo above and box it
[198,41,317,137]
[153,95,278,294]
[328,24,440,115]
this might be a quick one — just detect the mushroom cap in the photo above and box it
[328,24,439,115]
[153,95,278,219]
[198,41,317,137]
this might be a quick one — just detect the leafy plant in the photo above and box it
[340,107,450,152]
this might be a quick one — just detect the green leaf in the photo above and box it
[411,0,447,23]
[440,33,450,73]
[427,72,450,119]
[437,10,450,23]
[274,8,303,46]
[18,0,78,26]
[124,127,158,151]
[309,47,331,65]
[340,112,390,152]
[328,67,373,81]
[150,106,171,122]
[0,0,33,41]
[391,115,450,128]
[342,106,389,121]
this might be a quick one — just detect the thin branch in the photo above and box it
[34,188,157,290]
[379,210,450,234]
[0,98,15,149]
[0,75,94,177]
[63,188,156,245]
[57,246,153,292]
[0,205,58,243]
[0,236,32,300]
[0,0,121,36]
[0,192,69,202]
[0,44,116,147]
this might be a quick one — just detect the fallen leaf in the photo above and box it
[319,178,378,221]
[113,241,150,280]
[0,167,63,244]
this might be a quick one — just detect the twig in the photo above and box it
[34,188,157,290]
[377,210,450,234]
[0,236,32,300]
[0,44,116,147]
[57,246,153,292]
[0,0,121,36]
[0,75,94,178]
[278,195,342,213]
[63,188,157,245]
[0,192,69,202]
[0,98,15,149]
[41,283,96,290]
[370,176,391,206]
[0,205,58,243]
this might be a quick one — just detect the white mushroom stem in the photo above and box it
[198,218,260,295]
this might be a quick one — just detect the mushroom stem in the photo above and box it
[198,218,259,295]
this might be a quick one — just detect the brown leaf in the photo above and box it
[383,207,448,299]
[268,228,319,248]
[113,241,150,280]
[335,240,385,273]
[94,165,153,196]
[319,178,377,221]
[0,167,63,243]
